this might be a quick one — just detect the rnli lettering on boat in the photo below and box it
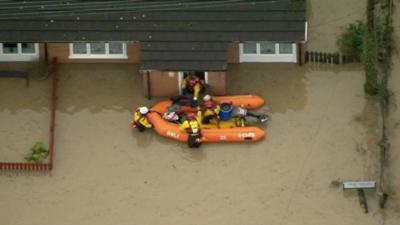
[219,135,227,141]
[166,131,180,139]
[238,132,256,139]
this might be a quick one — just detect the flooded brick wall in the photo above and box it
[143,71,226,97]
[143,71,180,97]
[227,43,239,63]
[207,72,226,95]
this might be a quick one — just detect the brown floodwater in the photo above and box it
[0,62,391,225]
[306,0,366,52]
[3,0,400,223]
[0,63,50,161]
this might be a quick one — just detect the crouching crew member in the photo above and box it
[200,94,221,125]
[131,106,152,132]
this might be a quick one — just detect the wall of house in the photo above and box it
[143,71,227,97]
[142,71,180,97]
[227,43,240,63]
[38,43,46,61]
[207,72,226,95]
[47,42,140,63]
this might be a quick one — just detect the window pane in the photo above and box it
[260,42,275,54]
[279,43,293,54]
[109,42,123,54]
[243,42,257,54]
[90,42,106,54]
[2,43,18,54]
[21,43,35,53]
[73,43,87,54]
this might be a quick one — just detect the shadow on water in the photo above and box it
[305,63,363,73]
[179,147,206,162]
[227,63,364,115]
[0,63,51,113]
[352,95,380,179]
[157,131,206,162]
[227,63,307,114]
[131,126,206,161]
[57,64,150,114]
[132,129,154,148]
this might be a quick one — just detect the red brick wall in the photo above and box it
[38,43,46,61]
[143,71,180,97]
[143,71,227,97]
[207,72,226,95]
[227,42,239,63]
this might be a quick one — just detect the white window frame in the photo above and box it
[69,42,128,59]
[0,43,39,61]
[178,72,208,95]
[239,42,297,63]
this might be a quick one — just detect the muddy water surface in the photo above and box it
[0,62,388,225]
[0,63,50,161]
[306,0,366,52]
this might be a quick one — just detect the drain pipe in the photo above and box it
[146,70,151,100]
[44,43,49,63]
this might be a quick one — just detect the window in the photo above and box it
[0,43,37,55]
[239,42,297,63]
[0,43,39,61]
[109,42,123,54]
[21,43,36,53]
[73,43,87,54]
[90,42,106,54]
[69,42,127,59]
[260,42,275,54]
[279,43,293,54]
[3,43,18,54]
[243,42,257,54]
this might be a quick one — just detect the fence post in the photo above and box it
[310,51,314,62]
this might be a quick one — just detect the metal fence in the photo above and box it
[305,51,361,64]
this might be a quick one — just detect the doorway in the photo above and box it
[178,71,208,94]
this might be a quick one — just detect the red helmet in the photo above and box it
[187,75,198,86]
[187,113,196,120]
[204,100,214,108]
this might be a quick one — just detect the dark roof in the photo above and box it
[0,0,307,70]
[141,41,228,70]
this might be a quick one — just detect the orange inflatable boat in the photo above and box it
[147,95,266,143]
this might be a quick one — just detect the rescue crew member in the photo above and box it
[180,112,203,148]
[131,106,152,132]
[200,94,221,125]
[181,73,203,101]
[179,112,201,135]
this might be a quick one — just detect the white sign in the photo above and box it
[343,181,376,189]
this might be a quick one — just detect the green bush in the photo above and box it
[362,30,379,96]
[337,21,366,56]
[377,79,392,105]
[25,141,49,163]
